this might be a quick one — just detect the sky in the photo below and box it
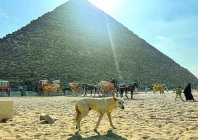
[0,0,198,78]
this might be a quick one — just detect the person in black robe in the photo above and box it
[111,78,118,92]
[183,83,195,101]
[111,78,117,88]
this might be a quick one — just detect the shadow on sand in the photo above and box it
[67,130,127,140]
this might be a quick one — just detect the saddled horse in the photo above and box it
[36,85,44,96]
[82,84,98,97]
[117,83,138,99]
[97,81,117,97]
[69,82,84,96]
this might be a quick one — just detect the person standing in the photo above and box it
[111,78,119,96]
[183,83,195,101]
[19,85,24,96]
[175,86,184,101]
[35,84,39,96]
[111,78,117,89]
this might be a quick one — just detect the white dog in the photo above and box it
[73,96,124,131]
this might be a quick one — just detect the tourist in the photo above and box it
[175,86,184,101]
[183,83,195,101]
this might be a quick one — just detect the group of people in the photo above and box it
[175,83,195,101]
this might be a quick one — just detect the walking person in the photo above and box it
[175,86,184,101]
[183,83,195,101]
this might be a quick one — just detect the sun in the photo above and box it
[88,0,120,12]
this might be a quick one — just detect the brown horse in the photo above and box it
[97,81,117,97]
[117,83,138,99]
[69,82,84,96]
[82,84,98,97]
[62,86,72,95]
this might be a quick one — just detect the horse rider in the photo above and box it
[111,78,118,90]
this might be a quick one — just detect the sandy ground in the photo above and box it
[0,91,198,140]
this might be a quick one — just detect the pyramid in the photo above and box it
[0,0,197,87]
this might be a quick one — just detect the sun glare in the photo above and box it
[88,0,120,12]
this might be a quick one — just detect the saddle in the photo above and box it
[98,81,115,90]
[70,83,80,90]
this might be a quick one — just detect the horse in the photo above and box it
[69,82,84,96]
[62,86,72,95]
[117,82,138,99]
[97,81,117,97]
[34,84,42,96]
[82,84,98,97]
[36,82,62,96]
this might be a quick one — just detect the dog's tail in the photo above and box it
[72,104,81,122]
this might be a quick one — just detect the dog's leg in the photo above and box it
[94,113,104,130]
[76,118,82,131]
[107,112,116,129]
[74,104,81,130]
[75,105,89,131]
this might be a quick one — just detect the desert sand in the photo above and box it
[0,91,198,140]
